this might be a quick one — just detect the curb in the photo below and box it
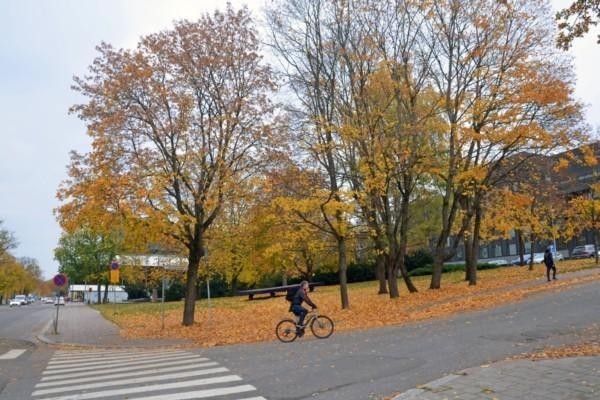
[36,318,56,345]
[36,317,193,350]
[392,373,462,400]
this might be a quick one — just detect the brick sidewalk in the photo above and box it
[393,356,599,400]
[39,303,190,348]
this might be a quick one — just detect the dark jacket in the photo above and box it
[292,287,316,308]
[543,250,554,267]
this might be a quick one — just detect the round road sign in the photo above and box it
[53,273,68,288]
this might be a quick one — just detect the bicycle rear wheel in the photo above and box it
[310,315,334,339]
[276,319,298,343]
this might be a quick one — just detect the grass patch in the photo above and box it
[97,259,599,347]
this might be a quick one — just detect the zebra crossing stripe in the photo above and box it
[51,348,186,357]
[235,397,268,400]
[47,350,190,365]
[0,349,26,360]
[41,358,213,381]
[36,362,219,387]
[33,375,244,400]
[32,367,230,396]
[43,354,206,375]
[45,352,199,370]
[119,384,258,400]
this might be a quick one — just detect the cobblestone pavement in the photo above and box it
[393,356,599,400]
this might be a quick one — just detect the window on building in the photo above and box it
[480,247,488,259]
[495,244,502,257]
[509,244,517,256]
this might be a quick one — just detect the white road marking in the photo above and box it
[36,362,219,387]
[45,352,197,370]
[0,349,26,360]
[43,354,205,374]
[235,397,268,400]
[122,385,257,400]
[32,367,229,395]
[33,375,243,400]
[48,350,189,364]
[41,357,213,381]
[236,397,268,400]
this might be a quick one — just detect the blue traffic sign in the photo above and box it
[53,273,67,287]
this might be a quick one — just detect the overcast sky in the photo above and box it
[0,0,598,280]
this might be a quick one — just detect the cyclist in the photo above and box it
[291,280,317,337]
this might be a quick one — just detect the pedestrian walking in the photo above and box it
[543,246,557,282]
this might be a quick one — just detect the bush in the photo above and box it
[197,273,230,299]
[405,249,434,272]
[164,280,185,302]
[123,283,149,300]
[407,262,505,277]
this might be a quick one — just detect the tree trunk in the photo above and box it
[103,283,109,303]
[430,249,444,289]
[398,189,418,293]
[386,259,400,298]
[97,283,101,304]
[594,230,599,265]
[375,253,388,294]
[338,237,350,309]
[517,230,525,265]
[468,206,482,286]
[282,274,288,286]
[183,245,202,326]
[464,234,472,282]
[528,234,536,271]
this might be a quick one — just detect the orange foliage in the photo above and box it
[103,261,599,347]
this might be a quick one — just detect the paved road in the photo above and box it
[0,280,598,399]
[205,279,599,400]
[0,302,55,342]
[0,303,55,397]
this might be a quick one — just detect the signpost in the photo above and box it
[52,274,68,335]
[110,262,119,314]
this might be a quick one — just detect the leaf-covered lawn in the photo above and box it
[93,260,600,347]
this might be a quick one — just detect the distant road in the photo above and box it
[0,302,54,342]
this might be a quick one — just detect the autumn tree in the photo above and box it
[267,0,353,308]
[556,0,600,49]
[66,6,278,325]
[419,0,585,288]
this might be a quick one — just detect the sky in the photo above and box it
[0,0,598,280]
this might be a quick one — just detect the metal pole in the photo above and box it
[161,277,165,330]
[54,302,59,334]
[205,248,211,323]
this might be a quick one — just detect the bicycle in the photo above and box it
[275,309,334,342]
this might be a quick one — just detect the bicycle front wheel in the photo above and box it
[310,315,334,339]
[276,319,298,343]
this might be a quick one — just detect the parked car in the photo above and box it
[14,294,28,305]
[9,298,21,307]
[486,259,509,266]
[44,297,54,304]
[512,252,563,265]
[569,244,597,259]
[54,296,65,306]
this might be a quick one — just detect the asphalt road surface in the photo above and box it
[0,302,55,397]
[205,279,599,400]
[0,280,598,399]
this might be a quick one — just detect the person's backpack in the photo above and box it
[285,287,298,303]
